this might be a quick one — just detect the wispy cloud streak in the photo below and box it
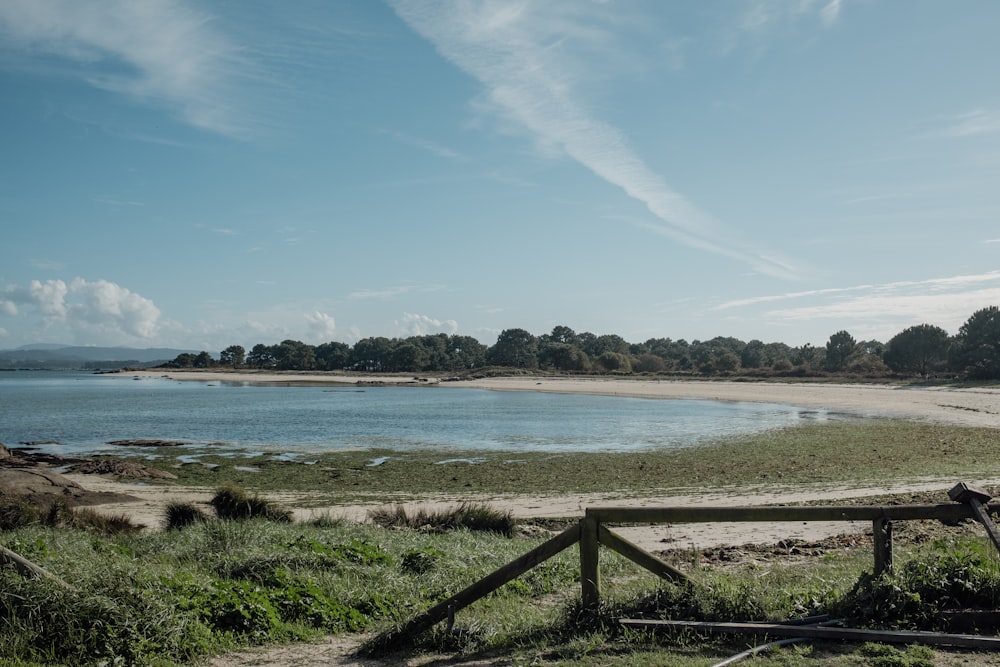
[390,0,797,279]
[0,0,258,137]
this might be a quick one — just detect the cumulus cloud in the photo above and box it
[1,277,161,342]
[305,311,337,340]
[396,312,459,337]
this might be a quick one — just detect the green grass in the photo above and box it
[9,419,1000,665]
[115,420,1000,502]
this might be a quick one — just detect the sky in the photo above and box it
[1,0,999,353]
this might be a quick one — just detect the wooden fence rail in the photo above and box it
[383,499,996,645]
[581,502,996,609]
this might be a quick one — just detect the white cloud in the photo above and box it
[820,0,843,25]
[305,311,337,340]
[942,109,1000,138]
[396,312,458,337]
[348,283,446,300]
[712,271,1000,340]
[1,277,161,341]
[390,0,798,280]
[0,0,257,137]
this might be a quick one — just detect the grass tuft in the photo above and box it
[369,502,516,536]
[209,483,293,522]
[164,500,211,530]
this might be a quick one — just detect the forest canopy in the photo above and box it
[164,307,1000,380]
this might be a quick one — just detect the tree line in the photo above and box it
[163,306,1000,380]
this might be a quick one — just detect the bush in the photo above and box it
[210,483,292,522]
[165,501,211,530]
[369,502,515,536]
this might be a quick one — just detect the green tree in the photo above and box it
[824,330,857,372]
[351,337,393,372]
[389,342,428,372]
[315,341,350,370]
[951,306,1000,379]
[538,342,590,371]
[220,345,245,369]
[488,328,538,368]
[247,343,276,369]
[167,352,197,368]
[883,325,950,376]
[446,335,487,370]
[273,340,315,370]
[594,351,632,373]
[194,351,214,368]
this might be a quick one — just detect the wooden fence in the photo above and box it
[384,501,996,644]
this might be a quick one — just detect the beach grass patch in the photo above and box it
[369,502,516,536]
[210,482,293,522]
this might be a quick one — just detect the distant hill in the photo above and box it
[0,345,199,370]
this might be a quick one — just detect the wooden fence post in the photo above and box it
[580,516,600,611]
[873,518,893,576]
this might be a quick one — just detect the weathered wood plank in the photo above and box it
[0,544,74,590]
[580,517,600,611]
[873,518,893,575]
[619,619,1000,650]
[587,503,986,525]
[597,524,688,584]
[381,522,581,644]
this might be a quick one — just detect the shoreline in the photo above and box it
[124,369,1000,429]
[74,369,1000,549]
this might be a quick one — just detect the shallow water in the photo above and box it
[0,371,838,457]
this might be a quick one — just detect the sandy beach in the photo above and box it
[75,371,1000,552]
[129,369,1000,428]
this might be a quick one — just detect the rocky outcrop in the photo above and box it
[0,468,137,507]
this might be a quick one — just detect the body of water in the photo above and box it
[0,371,835,458]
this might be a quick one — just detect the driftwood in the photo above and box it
[0,543,74,590]
[619,618,1000,651]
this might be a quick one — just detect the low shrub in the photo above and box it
[165,500,211,530]
[369,502,515,536]
[210,483,292,522]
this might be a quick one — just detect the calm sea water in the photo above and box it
[0,371,835,458]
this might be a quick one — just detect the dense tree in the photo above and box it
[951,306,1000,379]
[196,307,999,379]
[883,325,950,376]
[315,341,350,370]
[824,330,857,372]
[246,343,275,369]
[547,325,580,346]
[538,342,590,371]
[791,343,823,371]
[194,351,215,368]
[220,345,245,369]
[488,328,538,368]
[351,337,393,372]
[446,335,487,370]
[274,340,315,370]
[632,353,667,373]
[594,351,631,373]
[166,352,198,368]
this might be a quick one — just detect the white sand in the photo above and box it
[85,371,1000,550]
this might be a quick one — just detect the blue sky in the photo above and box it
[1,0,999,352]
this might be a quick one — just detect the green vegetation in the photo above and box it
[8,420,1000,664]
[5,512,998,666]
[123,420,1000,501]
[161,305,1000,380]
